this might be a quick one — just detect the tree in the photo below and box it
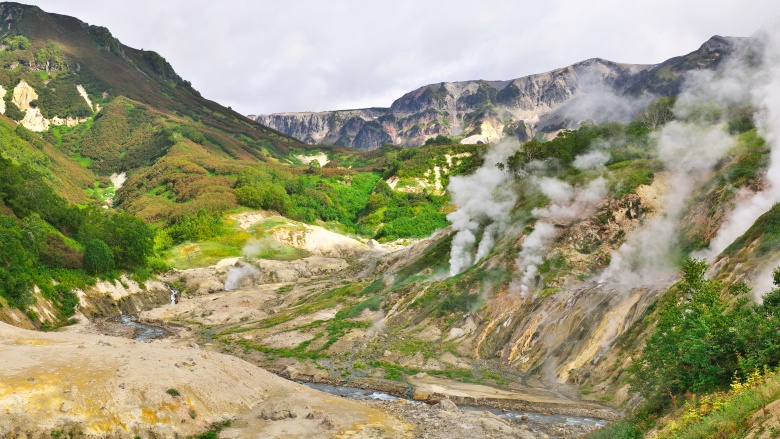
[105,213,154,269]
[364,192,388,213]
[34,42,65,72]
[167,209,223,244]
[635,96,676,130]
[735,267,780,373]
[83,239,114,275]
[235,183,291,215]
[4,101,25,121]
[629,260,742,406]
[0,215,35,304]
[307,160,322,174]
[2,35,30,51]
[20,213,48,256]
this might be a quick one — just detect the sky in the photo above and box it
[20,0,780,116]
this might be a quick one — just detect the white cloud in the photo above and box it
[23,0,780,115]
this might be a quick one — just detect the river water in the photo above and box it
[114,317,607,430]
[302,382,607,428]
[115,314,169,342]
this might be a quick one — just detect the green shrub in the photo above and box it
[586,419,641,439]
[4,101,24,120]
[83,239,114,275]
[345,294,384,318]
[2,35,30,51]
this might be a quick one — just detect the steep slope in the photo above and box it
[0,2,318,222]
[163,29,780,438]
[4,3,780,437]
[251,36,739,149]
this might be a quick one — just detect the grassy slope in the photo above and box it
[2,4,322,219]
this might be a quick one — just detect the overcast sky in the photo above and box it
[21,1,780,115]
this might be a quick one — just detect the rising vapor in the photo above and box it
[513,176,608,296]
[599,122,735,289]
[447,140,520,275]
[697,24,780,261]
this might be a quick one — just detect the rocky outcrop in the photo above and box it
[3,80,94,131]
[12,79,37,110]
[20,107,50,131]
[251,36,741,149]
[251,108,387,145]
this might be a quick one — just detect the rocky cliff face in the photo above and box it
[250,36,740,149]
[252,108,388,146]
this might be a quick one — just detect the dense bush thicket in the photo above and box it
[232,163,452,240]
[500,121,654,174]
[0,153,154,307]
[166,209,224,244]
[83,239,114,274]
[610,260,780,436]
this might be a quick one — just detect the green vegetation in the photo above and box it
[231,145,481,241]
[411,281,481,316]
[161,213,311,270]
[500,121,653,174]
[595,261,780,437]
[608,159,662,199]
[725,203,780,256]
[234,167,380,230]
[4,15,780,439]
[190,421,231,439]
[0,146,152,321]
[165,388,181,397]
[83,239,114,275]
[721,131,769,187]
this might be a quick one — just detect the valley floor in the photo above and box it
[0,212,617,438]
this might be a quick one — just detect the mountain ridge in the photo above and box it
[251,35,741,149]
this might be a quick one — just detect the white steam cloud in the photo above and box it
[573,150,610,170]
[599,122,735,289]
[513,176,608,296]
[696,26,780,261]
[751,260,780,302]
[514,222,557,296]
[447,140,520,275]
[539,72,656,130]
[224,262,260,291]
[242,239,263,258]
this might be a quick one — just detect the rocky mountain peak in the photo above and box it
[699,35,744,53]
[251,36,732,150]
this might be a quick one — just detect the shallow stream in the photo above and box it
[115,314,169,342]
[302,382,607,428]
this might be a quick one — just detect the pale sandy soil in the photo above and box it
[0,322,412,438]
[406,374,616,419]
[294,152,330,167]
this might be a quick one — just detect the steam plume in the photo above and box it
[513,176,608,296]
[224,262,260,291]
[697,26,780,261]
[599,122,735,289]
[447,140,520,275]
[242,239,263,258]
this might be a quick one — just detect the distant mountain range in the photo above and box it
[250,36,741,149]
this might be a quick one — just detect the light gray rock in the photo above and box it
[259,402,297,421]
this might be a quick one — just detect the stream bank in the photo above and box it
[107,313,614,437]
[304,381,607,438]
